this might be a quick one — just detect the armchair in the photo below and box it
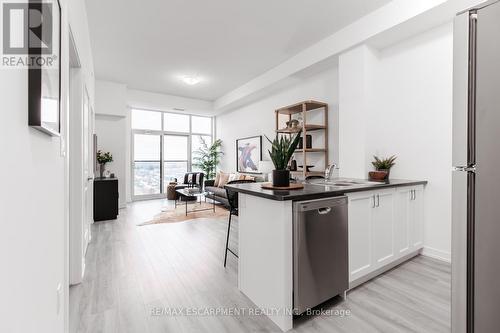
[175,172,205,190]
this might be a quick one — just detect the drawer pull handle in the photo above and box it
[318,207,331,215]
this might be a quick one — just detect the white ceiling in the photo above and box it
[85,0,391,101]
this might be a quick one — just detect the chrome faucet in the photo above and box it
[325,163,337,181]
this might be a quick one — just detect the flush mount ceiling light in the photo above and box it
[180,75,202,85]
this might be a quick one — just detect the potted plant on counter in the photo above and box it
[369,155,397,181]
[265,131,302,187]
[96,150,113,178]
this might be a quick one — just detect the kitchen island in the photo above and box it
[226,178,427,332]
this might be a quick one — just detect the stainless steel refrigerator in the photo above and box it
[452,1,500,332]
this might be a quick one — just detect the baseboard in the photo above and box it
[349,250,421,290]
[421,246,451,263]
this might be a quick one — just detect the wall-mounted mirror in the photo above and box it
[28,0,62,136]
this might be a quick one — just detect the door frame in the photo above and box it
[68,27,92,285]
[83,86,93,248]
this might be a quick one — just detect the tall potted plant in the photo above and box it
[96,150,113,178]
[370,155,397,181]
[265,131,302,187]
[192,137,224,180]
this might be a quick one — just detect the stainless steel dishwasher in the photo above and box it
[293,196,348,314]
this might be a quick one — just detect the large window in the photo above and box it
[192,116,212,134]
[132,109,162,131]
[163,113,190,132]
[163,135,188,191]
[133,134,161,196]
[131,109,213,199]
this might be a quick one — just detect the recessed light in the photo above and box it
[180,75,202,85]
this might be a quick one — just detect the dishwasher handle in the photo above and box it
[317,207,332,215]
[294,196,348,212]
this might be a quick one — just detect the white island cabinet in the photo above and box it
[347,184,424,287]
[229,180,426,332]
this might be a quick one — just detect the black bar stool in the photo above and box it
[224,180,256,267]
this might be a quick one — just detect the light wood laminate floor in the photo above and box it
[70,199,451,333]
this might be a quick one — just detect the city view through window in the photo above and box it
[132,109,213,198]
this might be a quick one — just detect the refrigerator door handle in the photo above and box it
[453,165,477,172]
[468,13,477,167]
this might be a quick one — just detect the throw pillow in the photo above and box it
[244,175,255,181]
[228,173,237,182]
[218,173,230,188]
[214,172,222,187]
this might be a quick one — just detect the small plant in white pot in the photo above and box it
[265,131,302,187]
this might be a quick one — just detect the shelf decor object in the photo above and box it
[297,134,312,149]
[275,100,329,178]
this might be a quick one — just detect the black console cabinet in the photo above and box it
[94,178,119,221]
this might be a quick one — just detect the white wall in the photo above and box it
[338,45,379,178]
[216,67,339,174]
[368,22,454,260]
[95,116,127,207]
[95,81,128,207]
[338,22,453,260]
[95,81,127,117]
[0,0,95,332]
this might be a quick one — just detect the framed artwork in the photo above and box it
[236,136,262,174]
[28,0,62,136]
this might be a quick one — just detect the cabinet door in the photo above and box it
[347,192,374,282]
[410,185,424,249]
[372,189,395,267]
[395,187,412,257]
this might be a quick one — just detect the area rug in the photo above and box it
[138,202,228,226]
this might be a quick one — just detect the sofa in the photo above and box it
[204,173,264,207]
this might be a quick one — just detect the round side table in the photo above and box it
[167,182,178,200]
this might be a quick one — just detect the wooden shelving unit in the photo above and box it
[275,100,329,178]
[294,148,327,153]
[276,124,326,134]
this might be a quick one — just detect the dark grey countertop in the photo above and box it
[225,179,427,201]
